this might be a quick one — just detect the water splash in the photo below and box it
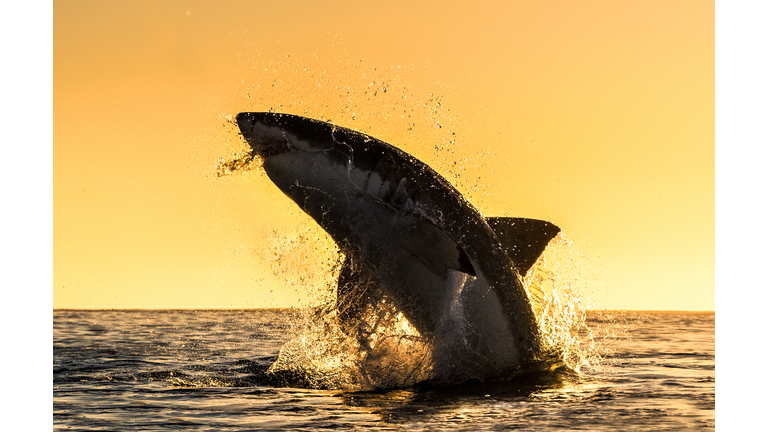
[248,223,603,390]
[213,114,261,177]
[266,300,434,391]
[524,233,603,374]
[214,150,261,177]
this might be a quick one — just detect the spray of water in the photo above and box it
[241,217,603,390]
[250,221,435,390]
[524,233,602,374]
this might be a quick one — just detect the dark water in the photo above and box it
[53,310,714,431]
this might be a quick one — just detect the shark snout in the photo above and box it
[236,112,291,158]
[235,112,257,136]
[237,112,339,157]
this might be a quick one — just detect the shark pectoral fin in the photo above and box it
[403,219,476,277]
[454,245,476,277]
[335,216,477,336]
[486,217,561,276]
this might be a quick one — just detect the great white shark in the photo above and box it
[237,112,561,385]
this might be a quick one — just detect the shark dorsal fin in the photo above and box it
[486,217,561,276]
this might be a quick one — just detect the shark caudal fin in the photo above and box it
[486,217,561,276]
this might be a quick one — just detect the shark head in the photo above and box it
[236,112,336,158]
[236,112,363,232]
[236,111,345,191]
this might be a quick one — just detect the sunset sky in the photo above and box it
[53,1,713,310]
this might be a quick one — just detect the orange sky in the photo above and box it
[54,0,713,310]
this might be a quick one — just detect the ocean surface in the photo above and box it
[53,309,714,431]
